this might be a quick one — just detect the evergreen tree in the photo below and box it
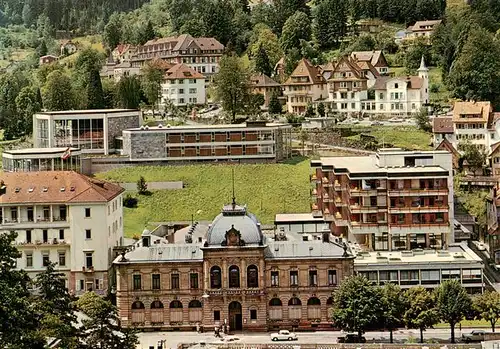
[36,40,48,57]
[313,0,348,49]
[255,44,272,77]
[137,176,148,194]
[34,262,79,348]
[317,102,325,117]
[76,292,138,349]
[280,11,311,53]
[139,20,155,45]
[14,86,42,138]
[273,0,309,34]
[87,69,105,109]
[268,92,282,114]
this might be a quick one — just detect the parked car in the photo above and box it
[270,330,298,341]
[338,334,366,343]
[462,330,486,343]
[371,121,383,126]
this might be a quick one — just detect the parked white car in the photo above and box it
[270,330,298,341]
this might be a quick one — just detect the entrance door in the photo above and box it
[228,301,242,331]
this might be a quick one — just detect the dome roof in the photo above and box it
[206,201,263,246]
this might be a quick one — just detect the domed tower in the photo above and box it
[417,55,429,104]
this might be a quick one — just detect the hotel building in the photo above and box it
[119,121,292,163]
[310,148,454,251]
[3,171,124,295]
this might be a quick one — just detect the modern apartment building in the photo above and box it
[3,171,124,295]
[114,200,354,331]
[131,34,224,76]
[33,109,142,155]
[119,121,292,163]
[283,58,327,114]
[160,63,206,107]
[2,147,82,172]
[311,148,454,251]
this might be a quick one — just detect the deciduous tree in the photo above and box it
[255,44,272,77]
[87,68,105,109]
[474,291,500,332]
[213,54,250,122]
[280,11,311,53]
[317,102,325,117]
[331,275,382,339]
[436,280,472,343]
[115,75,142,109]
[141,60,164,117]
[42,70,75,111]
[459,142,487,176]
[13,86,42,138]
[403,286,438,343]
[381,283,405,343]
[104,12,122,50]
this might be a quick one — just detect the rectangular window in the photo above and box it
[85,208,91,218]
[43,230,48,243]
[58,252,66,266]
[59,206,66,220]
[250,309,257,320]
[179,88,184,94]
[309,270,318,286]
[189,88,197,94]
[190,273,199,289]
[26,252,33,267]
[133,275,142,290]
[271,271,279,287]
[27,206,34,221]
[85,252,93,268]
[10,207,17,222]
[214,310,221,321]
[328,270,337,286]
[171,273,180,289]
[80,280,84,291]
[290,270,299,286]
[26,230,32,243]
[152,274,161,290]
[42,252,50,267]
[59,229,64,240]
[95,279,100,290]
[85,229,91,239]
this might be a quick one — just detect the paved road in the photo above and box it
[136,328,476,349]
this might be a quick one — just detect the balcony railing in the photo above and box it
[16,239,70,246]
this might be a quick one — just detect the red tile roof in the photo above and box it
[0,171,123,204]
[164,63,205,80]
[284,58,326,85]
[433,117,453,133]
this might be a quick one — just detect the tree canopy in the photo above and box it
[436,280,472,343]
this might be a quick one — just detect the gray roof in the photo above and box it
[265,241,350,259]
[117,245,203,263]
[206,202,263,246]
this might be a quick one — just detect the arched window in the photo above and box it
[307,297,321,306]
[288,297,302,319]
[131,301,145,309]
[151,300,164,309]
[268,298,282,320]
[229,265,240,288]
[189,300,202,308]
[269,298,282,306]
[247,265,258,288]
[326,297,333,305]
[288,297,302,306]
[169,300,183,309]
[210,266,221,289]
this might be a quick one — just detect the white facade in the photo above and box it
[4,171,124,295]
[330,89,368,114]
[160,78,206,107]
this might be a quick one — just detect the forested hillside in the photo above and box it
[0,0,148,33]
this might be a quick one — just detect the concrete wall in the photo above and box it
[128,132,166,160]
[108,115,141,152]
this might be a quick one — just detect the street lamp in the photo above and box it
[191,209,202,225]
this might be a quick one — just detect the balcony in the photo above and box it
[2,216,69,228]
[389,205,449,213]
[17,239,70,247]
[388,188,448,197]
[350,205,378,213]
[333,212,348,226]
[349,222,381,234]
[82,266,95,273]
[389,222,450,234]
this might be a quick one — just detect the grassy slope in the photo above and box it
[347,126,432,150]
[96,159,312,237]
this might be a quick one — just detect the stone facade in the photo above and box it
[114,203,354,332]
[107,115,141,152]
[127,132,166,160]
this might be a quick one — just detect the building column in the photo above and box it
[259,259,265,288]
[103,115,109,155]
[203,260,209,290]
[222,258,227,289]
[241,259,246,288]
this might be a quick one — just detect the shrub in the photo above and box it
[123,194,138,208]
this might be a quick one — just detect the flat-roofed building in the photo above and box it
[33,109,142,155]
[2,147,82,172]
[311,148,454,251]
[120,121,292,163]
[355,242,484,293]
[2,171,124,295]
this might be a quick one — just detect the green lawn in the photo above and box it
[435,319,490,329]
[96,159,312,237]
[347,126,432,150]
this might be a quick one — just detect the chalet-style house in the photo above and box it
[160,63,206,107]
[283,58,327,114]
[249,74,282,109]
